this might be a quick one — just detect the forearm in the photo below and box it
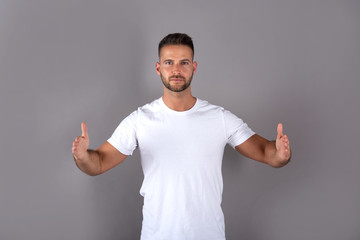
[264,141,291,168]
[74,150,102,176]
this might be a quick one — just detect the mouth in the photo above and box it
[170,76,185,82]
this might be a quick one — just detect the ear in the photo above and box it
[192,61,198,74]
[155,62,160,76]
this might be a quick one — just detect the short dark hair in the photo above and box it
[158,33,194,58]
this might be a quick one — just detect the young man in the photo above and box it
[72,33,291,240]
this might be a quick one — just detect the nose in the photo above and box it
[172,63,181,74]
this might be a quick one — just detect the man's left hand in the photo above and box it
[275,123,291,162]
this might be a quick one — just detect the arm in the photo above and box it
[72,122,128,176]
[235,123,291,168]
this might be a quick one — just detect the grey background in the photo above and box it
[1,0,359,239]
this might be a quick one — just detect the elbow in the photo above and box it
[77,164,103,176]
[87,167,104,176]
[79,169,102,176]
[269,162,286,168]
[268,158,290,168]
[87,171,101,177]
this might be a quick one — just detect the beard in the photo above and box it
[160,73,193,93]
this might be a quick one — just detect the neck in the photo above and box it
[162,87,196,111]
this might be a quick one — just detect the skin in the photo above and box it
[72,44,291,176]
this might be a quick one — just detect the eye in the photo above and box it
[181,61,190,65]
[164,61,173,65]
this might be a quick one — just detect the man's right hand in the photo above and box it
[72,122,89,161]
[72,121,127,175]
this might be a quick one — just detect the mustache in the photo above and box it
[170,75,185,80]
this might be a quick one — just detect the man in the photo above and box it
[72,33,291,240]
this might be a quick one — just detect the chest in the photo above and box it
[136,113,226,159]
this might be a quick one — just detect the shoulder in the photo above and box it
[196,98,248,124]
[126,98,164,124]
[137,98,163,114]
[119,98,161,124]
[196,98,226,113]
[196,99,238,121]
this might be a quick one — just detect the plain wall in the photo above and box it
[1,0,359,239]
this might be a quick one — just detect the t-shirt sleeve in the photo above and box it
[107,111,138,156]
[224,110,255,148]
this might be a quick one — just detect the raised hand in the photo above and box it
[72,122,90,161]
[275,123,291,162]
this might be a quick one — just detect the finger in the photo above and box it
[282,135,290,145]
[277,123,283,139]
[72,145,77,155]
[81,122,88,138]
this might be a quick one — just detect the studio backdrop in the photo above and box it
[0,0,359,239]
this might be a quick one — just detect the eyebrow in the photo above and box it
[162,58,192,63]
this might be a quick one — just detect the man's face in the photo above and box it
[156,45,197,93]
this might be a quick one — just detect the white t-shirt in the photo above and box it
[108,97,255,240]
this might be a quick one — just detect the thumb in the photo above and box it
[277,123,283,139]
[81,122,88,138]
